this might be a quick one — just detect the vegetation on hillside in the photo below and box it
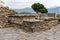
[20,12,32,14]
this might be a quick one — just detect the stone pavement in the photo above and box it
[0,24,60,40]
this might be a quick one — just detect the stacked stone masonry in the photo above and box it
[0,7,17,28]
[8,15,58,32]
[19,19,58,32]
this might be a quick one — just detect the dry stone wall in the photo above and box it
[19,19,58,32]
[0,7,17,28]
[8,17,58,32]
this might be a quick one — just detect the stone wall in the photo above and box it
[19,19,58,32]
[8,18,58,32]
[8,14,40,24]
[0,7,17,28]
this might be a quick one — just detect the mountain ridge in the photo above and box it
[14,8,35,13]
[48,7,60,13]
[14,7,60,13]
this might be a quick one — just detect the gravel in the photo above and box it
[0,24,60,40]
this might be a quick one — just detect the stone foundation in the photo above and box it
[19,19,58,32]
[7,18,57,32]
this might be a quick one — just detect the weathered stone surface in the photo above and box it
[19,19,58,32]
[0,7,17,28]
[7,17,58,32]
[0,24,59,40]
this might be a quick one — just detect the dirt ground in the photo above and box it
[0,24,60,40]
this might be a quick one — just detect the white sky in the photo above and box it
[2,0,60,9]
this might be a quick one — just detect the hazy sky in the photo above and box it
[2,0,60,9]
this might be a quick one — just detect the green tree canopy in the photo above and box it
[31,3,48,13]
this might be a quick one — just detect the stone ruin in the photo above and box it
[0,7,58,32]
[0,7,17,27]
[8,14,58,32]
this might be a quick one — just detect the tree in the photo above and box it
[31,3,48,13]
